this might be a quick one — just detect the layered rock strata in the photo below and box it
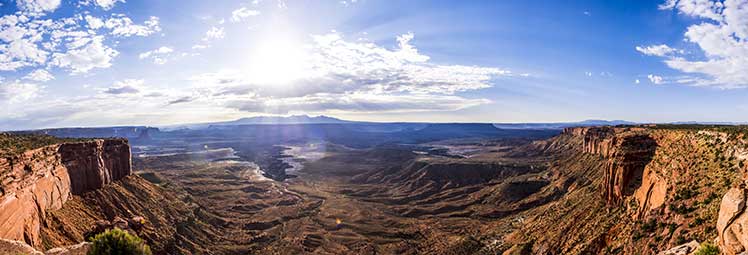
[0,139,131,247]
[564,127,658,207]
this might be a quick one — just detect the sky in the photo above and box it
[1,0,748,130]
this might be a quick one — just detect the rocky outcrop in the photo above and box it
[0,139,131,248]
[59,140,131,194]
[565,127,658,206]
[717,185,748,255]
[656,240,700,255]
[0,238,90,255]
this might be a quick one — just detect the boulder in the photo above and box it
[718,186,748,255]
[44,242,91,255]
[0,238,90,255]
[0,238,44,255]
[657,240,700,255]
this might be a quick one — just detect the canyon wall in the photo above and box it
[564,127,661,211]
[531,126,748,253]
[0,139,131,248]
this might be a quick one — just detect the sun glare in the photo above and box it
[246,36,310,85]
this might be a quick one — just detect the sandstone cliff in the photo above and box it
[0,139,131,248]
[716,185,747,255]
[512,126,746,254]
[573,127,659,208]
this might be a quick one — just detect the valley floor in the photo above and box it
[122,140,546,254]
[38,125,748,254]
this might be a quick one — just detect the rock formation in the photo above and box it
[656,240,700,255]
[565,127,658,206]
[0,238,90,255]
[0,139,131,248]
[717,185,748,255]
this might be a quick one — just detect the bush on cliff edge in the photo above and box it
[87,228,151,255]
[694,242,719,255]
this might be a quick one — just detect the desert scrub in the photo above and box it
[0,133,86,157]
[693,242,719,255]
[87,228,151,255]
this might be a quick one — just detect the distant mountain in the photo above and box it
[214,115,352,125]
[163,115,355,130]
[493,119,637,130]
[668,121,748,125]
[21,126,157,139]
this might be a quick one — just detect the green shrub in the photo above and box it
[693,242,719,255]
[87,228,151,255]
[640,219,657,232]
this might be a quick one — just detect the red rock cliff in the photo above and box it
[0,139,131,248]
[564,127,657,206]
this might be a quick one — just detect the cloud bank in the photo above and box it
[638,0,748,89]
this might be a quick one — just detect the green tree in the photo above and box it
[693,242,719,255]
[87,228,151,255]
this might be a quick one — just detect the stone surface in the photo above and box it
[718,186,748,255]
[44,242,91,255]
[0,139,131,248]
[0,238,44,255]
[0,238,90,255]
[657,240,700,255]
[566,127,658,207]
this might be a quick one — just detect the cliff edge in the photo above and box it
[0,137,131,248]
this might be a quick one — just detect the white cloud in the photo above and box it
[102,79,143,94]
[648,74,664,84]
[648,0,748,89]
[301,32,510,95]
[231,7,260,22]
[85,15,105,29]
[139,46,173,64]
[635,44,679,57]
[16,0,61,16]
[192,44,208,50]
[89,0,126,10]
[188,32,514,114]
[0,39,49,69]
[659,0,724,20]
[104,15,161,37]
[635,79,641,84]
[204,26,225,40]
[0,11,156,74]
[23,69,55,82]
[340,0,359,6]
[193,27,225,50]
[0,81,41,103]
[585,71,593,76]
[226,93,490,114]
[50,36,119,73]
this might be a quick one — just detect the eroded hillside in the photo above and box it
[507,126,748,254]
[6,125,748,254]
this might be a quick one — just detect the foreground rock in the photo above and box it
[0,238,90,255]
[718,185,748,255]
[657,240,700,255]
[0,139,130,247]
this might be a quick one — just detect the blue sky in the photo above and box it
[1,0,747,130]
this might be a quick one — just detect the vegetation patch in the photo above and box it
[0,133,87,157]
[87,228,152,255]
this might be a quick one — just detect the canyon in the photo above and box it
[0,139,131,248]
[2,124,748,254]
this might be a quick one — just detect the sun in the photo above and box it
[246,36,310,85]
